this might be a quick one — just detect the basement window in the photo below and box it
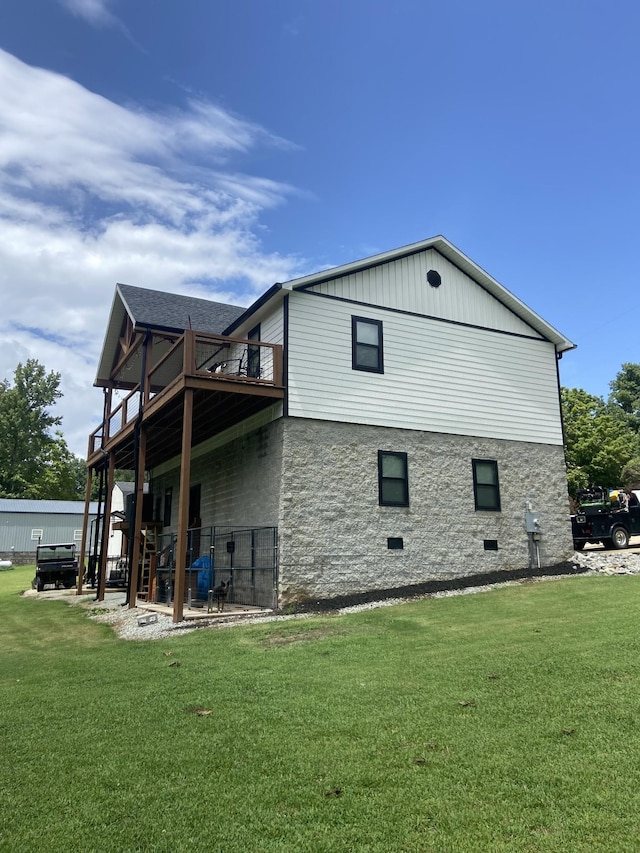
[378,451,409,507]
[473,460,501,511]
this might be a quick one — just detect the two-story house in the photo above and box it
[82,235,575,622]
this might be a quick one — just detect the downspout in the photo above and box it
[95,464,108,600]
[89,384,113,600]
[125,330,150,606]
[282,293,289,418]
[277,294,289,610]
[556,350,569,455]
[85,389,111,596]
[91,468,103,600]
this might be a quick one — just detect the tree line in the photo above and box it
[0,360,132,501]
[1,359,640,502]
[562,363,640,495]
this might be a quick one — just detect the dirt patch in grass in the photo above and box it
[259,625,344,648]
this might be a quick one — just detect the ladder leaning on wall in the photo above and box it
[137,524,161,602]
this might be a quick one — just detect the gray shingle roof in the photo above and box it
[117,284,246,335]
[115,482,148,495]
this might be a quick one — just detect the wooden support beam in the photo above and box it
[173,389,193,623]
[103,387,112,443]
[77,466,94,595]
[96,453,115,602]
[128,426,148,609]
[273,343,283,387]
[143,334,153,405]
[183,329,195,375]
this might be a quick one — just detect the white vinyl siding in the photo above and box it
[305,249,542,339]
[233,303,283,345]
[286,292,564,446]
[220,304,284,381]
[259,306,284,345]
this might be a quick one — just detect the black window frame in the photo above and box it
[352,316,384,373]
[472,459,501,512]
[378,450,409,507]
[247,323,261,378]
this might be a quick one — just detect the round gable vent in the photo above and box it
[427,269,441,288]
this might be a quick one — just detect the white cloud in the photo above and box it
[0,49,305,457]
[0,52,298,222]
[59,0,117,27]
[58,0,146,51]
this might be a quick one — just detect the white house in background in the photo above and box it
[84,235,576,621]
[106,481,149,561]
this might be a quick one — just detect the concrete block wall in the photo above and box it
[197,420,283,527]
[277,417,573,604]
[0,551,34,567]
[151,419,284,533]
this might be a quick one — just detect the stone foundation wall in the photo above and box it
[277,418,573,605]
[0,551,33,567]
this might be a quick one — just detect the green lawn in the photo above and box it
[2,564,640,852]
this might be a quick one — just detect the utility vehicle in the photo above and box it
[32,543,78,592]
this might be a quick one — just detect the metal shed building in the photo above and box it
[0,499,99,565]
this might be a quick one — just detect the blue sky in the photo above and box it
[0,0,638,455]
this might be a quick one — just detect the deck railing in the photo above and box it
[87,330,283,456]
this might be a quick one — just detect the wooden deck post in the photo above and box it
[272,342,283,386]
[143,334,153,405]
[128,426,148,609]
[103,387,112,443]
[128,332,152,608]
[77,466,94,594]
[173,388,193,623]
[96,453,115,602]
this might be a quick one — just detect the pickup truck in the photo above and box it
[572,505,640,550]
[32,543,78,592]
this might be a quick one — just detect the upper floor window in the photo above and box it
[472,459,501,511]
[378,451,409,506]
[352,316,383,373]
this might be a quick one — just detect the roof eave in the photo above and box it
[223,282,283,335]
[95,285,129,384]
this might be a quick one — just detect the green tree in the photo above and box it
[561,387,640,495]
[609,362,640,431]
[620,459,640,489]
[88,467,135,501]
[0,359,83,500]
[70,454,91,499]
